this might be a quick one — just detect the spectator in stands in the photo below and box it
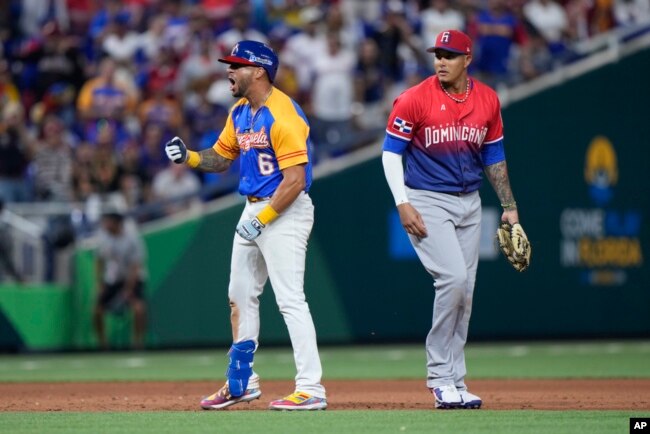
[368,0,425,85]
[71,141,97,202]
[0,102,32,203]
[160,0,191,56]
[265,24,299,101]
[93,210,147,350]
[281,6,327,106]
[138,13,167,65]
[30,113,77,279]
[143,45,179,103]
[420,0,467,57]
[119,139,153,212]
[310,31,357,162]
[137,79,183,138]
[176,29,223,111]
[323,2,358,49]
[470,0,527,88]
[34,82,78,131]
[33,20,85,103]
[88,0,126,62]
[65,0,94,36]
[216,6,269,55]
[523,0,570,56]
[151,161,202,216]
[91,124,125,196]
[613,0,650,26]
[18,0,70,38]
[354,37,389,131]
[0,199,25,283]
[76,57,138,146]
[30,114,74,202]
[102,11,142,68]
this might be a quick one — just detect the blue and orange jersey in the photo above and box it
[383,75,504,194]
[213,87,313,198]
[77,77,137,118]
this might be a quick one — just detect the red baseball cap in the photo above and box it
[427,30,472,55]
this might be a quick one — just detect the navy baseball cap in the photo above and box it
[219,40,279,82]
[427,30,472,55]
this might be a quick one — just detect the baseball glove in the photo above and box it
[496,222,531,272]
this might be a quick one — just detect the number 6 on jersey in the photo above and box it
[258,153,275,175]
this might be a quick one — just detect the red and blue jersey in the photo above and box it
[383,75,505,194]
[213,88,313,197]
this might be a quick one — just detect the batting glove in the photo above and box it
[165,136,188,164]
[236,218,265,241]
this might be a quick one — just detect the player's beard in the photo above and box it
[232,75,252,98]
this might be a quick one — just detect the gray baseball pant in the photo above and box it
[406,188,481,390]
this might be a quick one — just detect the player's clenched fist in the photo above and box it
[236,218,265,241]
[165,136,188,163]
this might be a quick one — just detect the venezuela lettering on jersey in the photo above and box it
[236,126,270,151]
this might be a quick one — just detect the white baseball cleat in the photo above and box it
[458,389,482,409]
[432,384,463,409]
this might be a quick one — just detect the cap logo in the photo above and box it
[248,54,272,66]
[441,32,450,43]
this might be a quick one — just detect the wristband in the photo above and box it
[256,205,279,225]
[501,201,517,210]
[186,150,201,168]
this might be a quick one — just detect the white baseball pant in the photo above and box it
[227,192,326,398]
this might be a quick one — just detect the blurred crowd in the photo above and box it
[1,0,649,230]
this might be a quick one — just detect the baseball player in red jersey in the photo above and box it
[164,40,326,411]
[382,30,522,409]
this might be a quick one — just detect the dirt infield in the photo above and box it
[2,379,649,411]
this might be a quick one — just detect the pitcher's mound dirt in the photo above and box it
[2,379,648,411]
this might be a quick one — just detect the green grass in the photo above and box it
[0,341,649,382]
[0,411,643,434]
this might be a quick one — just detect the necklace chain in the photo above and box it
[441,79,470,103]
[248,88,273,131]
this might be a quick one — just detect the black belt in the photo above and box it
[440,190,470,197]
[247,195,272,203]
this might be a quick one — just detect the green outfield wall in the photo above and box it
[1,48,648,351]
[0,284,71,351]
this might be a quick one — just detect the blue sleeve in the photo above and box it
[383,134,409,154]
[481,139,506,166]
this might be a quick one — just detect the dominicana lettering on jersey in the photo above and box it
[424,123,488,148]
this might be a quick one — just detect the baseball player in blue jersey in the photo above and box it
[382,30,527,409]
[164,40,326,411]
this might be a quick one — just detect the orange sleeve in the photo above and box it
[76,79,96,113]
[212,112,240,160]
[269,117,309,170]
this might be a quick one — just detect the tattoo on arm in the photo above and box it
[197,148,233,173]
[484,161,515,204]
